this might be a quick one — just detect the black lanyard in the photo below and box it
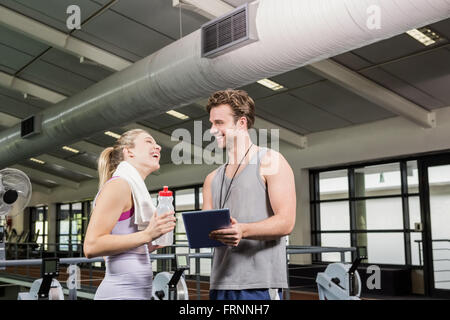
[219,144,254,209]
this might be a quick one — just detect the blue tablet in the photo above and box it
[182,209,231,249]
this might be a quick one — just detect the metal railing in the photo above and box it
[0,244,356,300]
[415,239,450,285]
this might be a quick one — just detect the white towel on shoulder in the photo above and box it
[112,161,156,231]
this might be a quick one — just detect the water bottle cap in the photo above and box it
[159,186,173,197]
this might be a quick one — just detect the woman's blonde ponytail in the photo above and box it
[97,128,148,189]
[98,147,114,189]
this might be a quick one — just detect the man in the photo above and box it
[202,89,296,300]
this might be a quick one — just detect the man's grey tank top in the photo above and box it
[210,147,288,290]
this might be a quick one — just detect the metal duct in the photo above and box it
[0,0,449,167]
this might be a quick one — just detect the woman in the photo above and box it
[84,129,176,300]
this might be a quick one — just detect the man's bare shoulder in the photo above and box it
[204,168,220,186]
[260,148,289,175]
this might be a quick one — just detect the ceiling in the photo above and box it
[0,0,448,192]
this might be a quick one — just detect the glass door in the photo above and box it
[420,156,450,297]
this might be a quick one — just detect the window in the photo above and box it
[57,201,89,255]
[311,161,420,266]
[174,188,195,244]
[354,163,402,197]
[319,170,348,200]
[58,204,70,251]
[71,202,83,252]
[30,206,48,250]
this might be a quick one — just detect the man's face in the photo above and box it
[209,104,244,149]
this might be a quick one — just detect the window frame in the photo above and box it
[56,201,90,255]
[30,205,48,250]
[310,155,425,267]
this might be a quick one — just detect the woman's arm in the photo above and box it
[83,179,175,258]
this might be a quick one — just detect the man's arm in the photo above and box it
[202,169,217,211]
[210,150,296,246]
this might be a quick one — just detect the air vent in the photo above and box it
[21,114,42,139]
[201,3,259,58]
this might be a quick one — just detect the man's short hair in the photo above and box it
[206,89,255,129]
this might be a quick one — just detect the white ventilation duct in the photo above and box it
[0,0,449,167]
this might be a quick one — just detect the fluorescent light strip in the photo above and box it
[257,78,285,91]
[406,28,436,46]
[166,110,189,120]
[30,158,45,164]
[62,146,80,154]
[104,131,121,139]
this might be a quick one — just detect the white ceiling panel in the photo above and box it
[255,107,309,135]
[379,49,450,106]
[91,0,208,40]
[351,33,432,64]
[0,24,48,56]
[0,111,20,127]
[256,93,352,133]
[431,18,450,39]
[0,64,15,74]
[139,115,183,130]
[20,59,96,96]
[71,30,141,62]
[21,160,92,182]
[0,86,52,109]
[332,52,373,71]
[40,48,113,82]
[140,103,208,130]
[238,82,276,100]
[239,68,324,101]
[161,114,211,148]
[78,9,174,59]
[290,81,395,124]
[0,92,44,118]
[29,178,59,188]
[360,67,446,110]
[271,67,324,89]
[66,153,98,170]
[0,43,35,72]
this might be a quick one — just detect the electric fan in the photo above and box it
[0,168,32,217]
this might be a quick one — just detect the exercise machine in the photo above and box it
[18,257,64,300]
[152,253,190,300]
[316,257,364,300]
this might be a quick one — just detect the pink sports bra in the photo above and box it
[119,207,134,221]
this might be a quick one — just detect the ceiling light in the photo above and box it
[257,78,285,91]
[62,146,80,154]
[406,28,442,46]
[166,110,189,120]
[104,131,121,139]
[30,158,45,165]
